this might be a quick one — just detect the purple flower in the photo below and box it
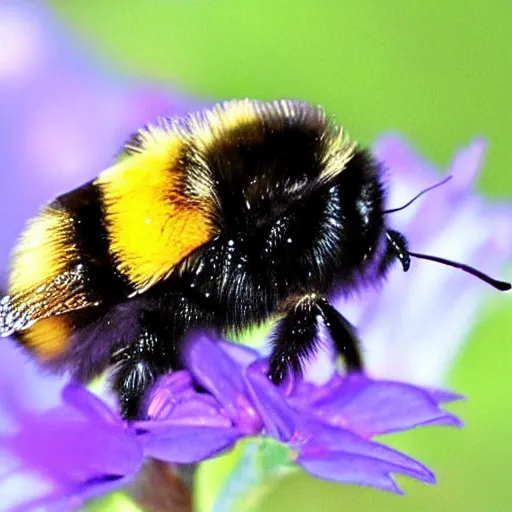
[1,334,462,510]
[331,136,512,386]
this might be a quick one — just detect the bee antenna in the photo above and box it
[384,175,453,214]
[408,251,511,291]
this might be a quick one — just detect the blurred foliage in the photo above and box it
[45,1,512,510]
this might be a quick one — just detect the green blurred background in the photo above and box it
[46,1,512,510]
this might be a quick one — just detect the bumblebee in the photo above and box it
[0,100,509,419]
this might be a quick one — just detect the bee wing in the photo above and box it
[0,192,105,337]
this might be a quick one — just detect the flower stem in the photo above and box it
[128,459,193,512]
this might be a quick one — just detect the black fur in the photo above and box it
[53,182,133,302]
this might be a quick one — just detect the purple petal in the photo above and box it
[185,333,262,433]
[290,372,365,411]
[139,425,243,464]
[297,375,462,437]
[448,138,486,193]
[298,421,435,485]
[219,340,260,369]
[416,415,464,428]
[144,370,235,428]
[298,450,433,494]
[245,363,297,442]
[424,387,466,404]
[61,382,120,425]
[140,394,232,429]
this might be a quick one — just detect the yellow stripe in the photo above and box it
[188,99,262,154]
[97,129,215,292]
[319,125,356,183]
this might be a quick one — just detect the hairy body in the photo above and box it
[0,100,412,418]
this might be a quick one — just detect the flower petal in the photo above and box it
[61,382,120,425]
[145,370,231,427]
[186,333,262,433]
[219,340,260,369]
[298,421,435,485]
[448,138,486,193]
[139,425,243,464]
[245,363,297,442]
[297,451,431,494]
[424,387,465,404]
[297,375,462,437]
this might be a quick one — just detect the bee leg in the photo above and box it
[268,295,363,385]
[268,295,321,384]
[379,229,411,274]
[313,297,363,373]
[111,326,171,420]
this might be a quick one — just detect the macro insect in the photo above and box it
[0,99,509,419]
